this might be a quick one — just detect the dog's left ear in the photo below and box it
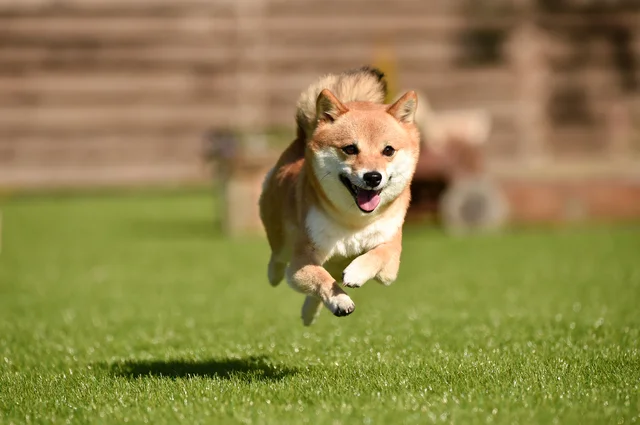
[316,89,349,124]
[387,91,417,124]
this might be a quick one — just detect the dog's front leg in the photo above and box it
[286,248,356,325]
[342,231,402,288]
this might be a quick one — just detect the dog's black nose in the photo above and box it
[363,171,382,188]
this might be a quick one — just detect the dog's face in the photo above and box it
[308,90,420,216]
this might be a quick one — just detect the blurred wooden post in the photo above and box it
[222,156,275,237]
[218,0,269,237]
[506,0,550,166]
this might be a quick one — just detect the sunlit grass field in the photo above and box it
[0,190,638,424]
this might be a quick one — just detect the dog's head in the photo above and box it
[307,90,420,216]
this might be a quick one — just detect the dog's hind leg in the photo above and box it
[268,254,286,286]
[301,295,323,326]
[261,211,287,286]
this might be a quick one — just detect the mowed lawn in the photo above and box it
[0,191,639,425]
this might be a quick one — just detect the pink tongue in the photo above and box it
[356,190,381,212]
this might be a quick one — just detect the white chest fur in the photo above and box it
[305,206,403,262]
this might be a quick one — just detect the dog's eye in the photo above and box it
[341,144,359,155]
[382,146,396,157]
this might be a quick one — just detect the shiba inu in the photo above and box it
[259,66,420,325]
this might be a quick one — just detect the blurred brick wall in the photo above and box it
[0,0,638,189]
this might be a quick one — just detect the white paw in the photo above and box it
[325,293,355,317]
[342,260,376,288]
[374,272,397,286]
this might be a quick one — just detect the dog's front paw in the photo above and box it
[325,293,355,317]
[374,273,397,286]
[342,259,377,288]
[375,259,400,286]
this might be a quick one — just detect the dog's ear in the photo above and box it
[316,89,349,124]
[387,91,418,124]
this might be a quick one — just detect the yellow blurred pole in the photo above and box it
[373,41,398,104]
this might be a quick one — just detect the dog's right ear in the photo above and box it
[316,89,348,124]
[387,91,418,124]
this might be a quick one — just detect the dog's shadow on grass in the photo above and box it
[107,355,297,382]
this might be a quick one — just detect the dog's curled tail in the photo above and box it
[295,66,388,141]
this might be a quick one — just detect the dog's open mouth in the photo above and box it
[340,175,382,213]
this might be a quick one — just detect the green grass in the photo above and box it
[0,191,639,425]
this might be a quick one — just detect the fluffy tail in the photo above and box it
[295,66,388,141]
[406,90,492,152]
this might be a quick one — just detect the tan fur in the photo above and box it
[260,67,420,326]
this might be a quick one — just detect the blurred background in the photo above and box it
[0,0,639,235]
